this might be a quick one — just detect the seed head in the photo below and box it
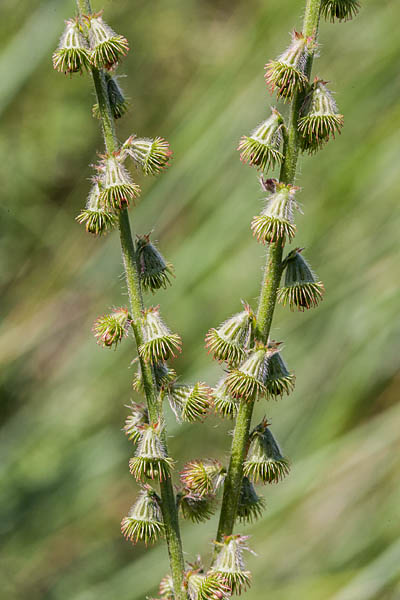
[129,422,174,482]
[97,154,140,210]
[243,419,290,484]
[122,135,172,176]
[224,345,272,402]
[52,18,90,74]
[121,485,163,545]
[251,182,299,244]
[136,234,174,293]
[139,307,182,363]
[85,12,129,69]
[205,302,255,366]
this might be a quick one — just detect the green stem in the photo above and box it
[77,1,185,596]
[216,0,322,542]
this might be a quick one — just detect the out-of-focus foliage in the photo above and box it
[1,0,400,598]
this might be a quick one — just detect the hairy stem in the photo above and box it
[77,1,186,596]
[216,0,322,542]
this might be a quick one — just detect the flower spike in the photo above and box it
[278,248,325,310]
[266,352,296,398]
[97,154,140,210]
[136,234,174,293]
[93,307,130,348]
[243,419,290,484]
[237,477,266,524]
[121,485,163,545]
[321,0,360,22]
[211,535,254,595]
[52,18,90,74]
[180,460,226,497]
[205,302,255,366]
[129,422,174,482]
[251,182,299,244]
[93,73,129,120]
[122,136,172,176]
[76,179,118,236]
[265,31,315,101]
[86,13,129,69]
[123,402,149,444]
[212,379,240,419]
[298,78,344,153]
[139,307,182,362]
[177,490,215,523]
[238,108,284,172]
[167,383,212,423]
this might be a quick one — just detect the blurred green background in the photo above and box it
[1,0,400,598]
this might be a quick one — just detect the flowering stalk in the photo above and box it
[215,0,352,543]
[72,1,185,596]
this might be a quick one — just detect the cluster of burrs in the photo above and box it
[148,537,254,600]
[52,12,171,237]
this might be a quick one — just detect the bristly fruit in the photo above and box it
[139,306,182,362]
[278,248,325,310]
[321,0,360,22]
[166,383,212,423]
[181,460,226,497]
[251,182,299,244]
[123,401,149,444]
[266,351,295,398]
[121,485,163,545]
[298,78,344,153]
[93,72,129,120]
[136,234,174,293]
[76,179,118,236]
[52,18,90,74]
[243,419,290,484]
[212,379,240,419]
[177,490,216,523]
[96,154,140,210]
[129,422,174,482]
[211,535,254,595]
[265,31,316,101]
[237,108,284,172]
[237,477,266,523]
[185,568,231,600]
[122,135,172,176]
[205,302,255,366]
[93,307,130,348]
[85,12,129,69]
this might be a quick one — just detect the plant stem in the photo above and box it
[77,1,186,596]
[216,0,322,542]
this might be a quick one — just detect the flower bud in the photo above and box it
[205,302,255,366]
[266,352,295,398]
[97,154,140,210]
[251,183,299,244]
[243,419,290,484]
[298,79,344,154]
[224,345,271,402]
[76,179,118,236]
[123,401,149,444]
[121,485,163,545]
[237,476,266,524]
[237,108,284,172]
[93,307,130,348]
[122,136,172,176]
[321,0,360,22]
[93,73,129,120]
[52,18,90,74]
[132,361,177,394]
[212,379,240,419]
[167,383,212,423]
[85,12,129,69]
[181,460,226,497]
[129,422,174,481]
[186,569,230,600]
[159,574,174,600]
[136,235,174,293]
[265,31,315,101]
[177,490,215,523]
[211,535,253,595]
[139,307,182,362]
[278,248,325,310]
